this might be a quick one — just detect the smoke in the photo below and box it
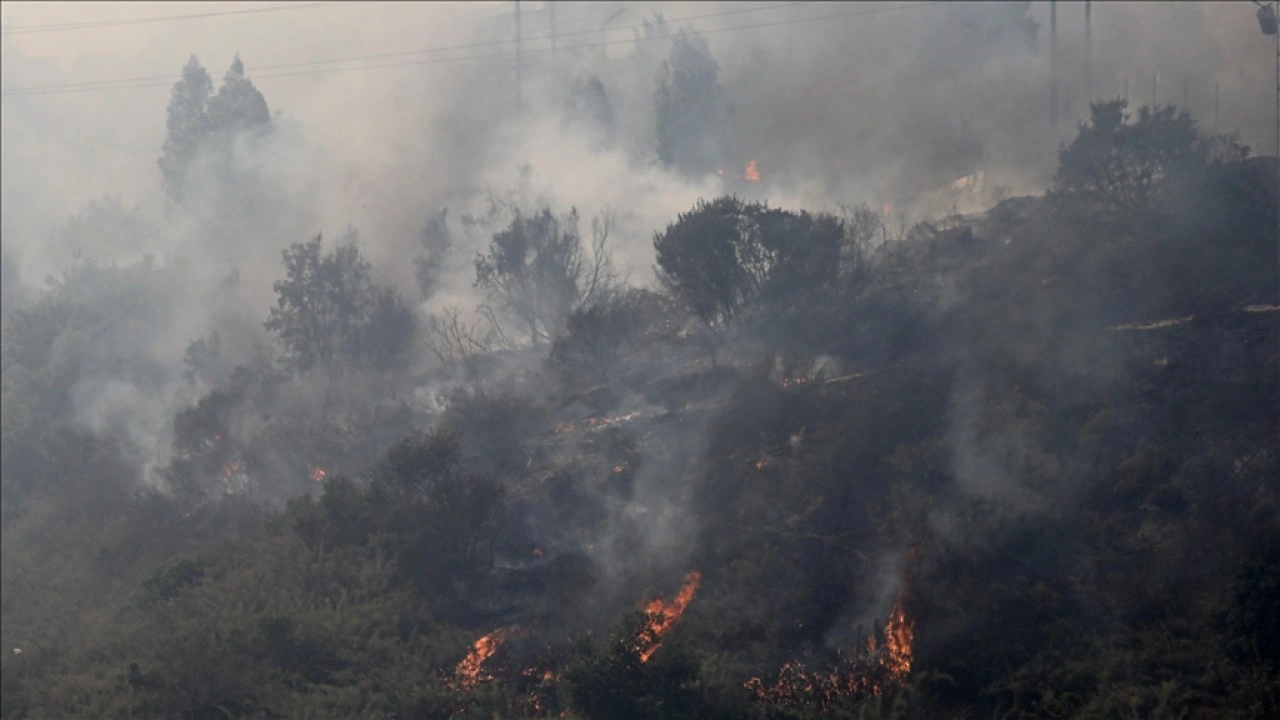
[1,0,1273,626]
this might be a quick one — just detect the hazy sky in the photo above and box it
[2,1,1274,290]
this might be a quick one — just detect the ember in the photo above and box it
[745,160,761,182]
[309,466,327,483]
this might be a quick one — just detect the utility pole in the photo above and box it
[1085,0,1093,104]
[515,0,523,113]
[1050,0,1058,127]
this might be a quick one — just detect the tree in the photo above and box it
[653,197,847,327]
[203,55,271,142]
[549,288,660,386]
[1050,99,1248,233]
[158,55,271,203]
[48,195,154,264]
[423,305,490,369]
[414,208,452,301]
[564,74,616,149]
[158,56,213,202]
[264,234,376,372]
[654,30,727,176]
[353,286,418,372]
[474,207,616,347]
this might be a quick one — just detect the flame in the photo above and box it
[880,593,913,681]
[744,160,761,183]
[745,592,914,708]
[454,626,516,690]
[717,168,725,177]
[755,459,769,470]
[310,467,327,483]
[220,451,246,481]
[554,422,575,434]
[613,464,625,474]
[882,203,892,217]
[638,571,702,662]
[780,377,810,389]
[532,547,544,557]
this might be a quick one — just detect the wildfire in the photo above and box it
[755,459,769,470]
[454,626,517,691]
[780,377,810,389]
[745,592,914,709]
[552,413,642,437]
[310,466,327,483]
[220,451,246,481]
[744,160,761,183]
[613,464,625,474]
[877,593,913,681]
[533,547,544,557]
[637,571,702,663]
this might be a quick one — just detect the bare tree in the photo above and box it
[423,305,491,368]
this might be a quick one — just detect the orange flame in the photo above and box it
[745,591,914,708]
[744,160,761,183]
[613,464,625,474]
[310,467,327,483]
[533,547,544,557]
[638,571,702,663]
[880,593,913,681]
[455,626,516,690]
[755,459,769,470]
[220,451,245,481]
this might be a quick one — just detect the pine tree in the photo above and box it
[654,30,726,176]
[158,56,213,203]
[205,55,271,141]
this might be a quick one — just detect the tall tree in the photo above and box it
[654,30,726,176]
[564,75,616,149]
[204,55,271,142]
[158,56,213,203]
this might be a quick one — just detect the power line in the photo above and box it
[2,2,942,98]
[3,2,811,95]
[0,2,343,36]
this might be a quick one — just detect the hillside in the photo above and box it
[2,116,1278,719]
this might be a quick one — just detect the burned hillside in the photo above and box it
[3,3,1279,719]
